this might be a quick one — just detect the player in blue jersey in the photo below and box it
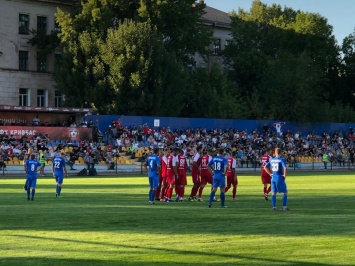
[264,148,289,211]
[52,151,68,198]
[208,148,229,208]
[145,148,161,205]
[24,154,44,201]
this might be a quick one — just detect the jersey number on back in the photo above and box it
[54,161,61,169]
[214,162,221,170]
[271,163,279,172]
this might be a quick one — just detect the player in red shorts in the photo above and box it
[165,147,179,202]
[225,151,238,200]
[159,148,169,201]
[176,149,189,202]
[260,148,272,201]
[188,146,202,201]
[197,148,213,202]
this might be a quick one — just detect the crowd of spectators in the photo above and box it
[1,121,355,171]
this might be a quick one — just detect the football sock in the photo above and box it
[263,187,267,194]
[190,186,198,198]
[220,192,225,206]
[209,190,216,205]
[149,190,153,201]
[174,186,179,197]
[58,186,62,196]
[271,195,276,208]
[198,187,204,198]
[31,189,35,199]
[225,185,230,193]
[27,187,30,198]
[267,186,271,194]
[160,188,166,199]
[232,187,237,198]
[180,187,185,198]
[167,187,172,199]
[56,184,59,195]
[151,190,156,201]
[155,187,161,199]
[282,194,288,207]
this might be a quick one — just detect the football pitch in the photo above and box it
[0,172,354,265]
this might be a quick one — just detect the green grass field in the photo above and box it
[1,172,355,265]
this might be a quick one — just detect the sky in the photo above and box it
[204,0,355,45]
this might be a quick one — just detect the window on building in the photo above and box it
[19,51,29,71]
[55,90,63,107]
[37,89,47,107]
[213,39,221,56]
[225,40,232,47]
[37,16,47,33]
[19,88,29,106]
[54,53,62,66]
[54,21,61,32]
[19,14,29,34]
[37,53,46,72]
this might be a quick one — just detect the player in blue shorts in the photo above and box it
[24,154,43,201]
[264,148,290,211]
[145,148,161,205]
[52,151,68,197]
[208,147,229,208]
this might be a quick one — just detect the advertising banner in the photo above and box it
[0,126,92,141]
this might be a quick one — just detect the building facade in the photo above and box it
[0,0,231,108]
[0,0,71,108]
[197,4,232,69]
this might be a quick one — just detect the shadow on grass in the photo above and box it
[8,234,331,266]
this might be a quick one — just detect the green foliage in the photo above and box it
[225,0,355,122]
[28,29,59,61]
[100,20,187,115]
[54,0,211,115]
[181,65,245,118]
[52,0,355,121]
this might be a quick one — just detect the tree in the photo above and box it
[224,0,354,122]
[100,20,187,115]
[181,65,245,119]
[54,0,212,114]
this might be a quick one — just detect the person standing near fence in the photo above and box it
[39,152,46,176]
[322,152,329,169]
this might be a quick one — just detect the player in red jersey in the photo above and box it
[197,148,213,201]
[188,146,202,201]
[260,148,272,201]
[175,149,189,202]
[225,151,238,200]
[159,148,169,201]
[165,148,179,202]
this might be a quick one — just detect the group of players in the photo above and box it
[146,146,289,210]
[24,149,68,201]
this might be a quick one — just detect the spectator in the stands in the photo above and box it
[65,152,76,170]
[32,115,40,126]
[0,149,7,170]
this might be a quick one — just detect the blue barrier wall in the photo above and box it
[88,115,355,136]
